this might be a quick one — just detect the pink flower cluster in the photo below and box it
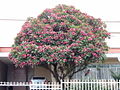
[9,4,110,67]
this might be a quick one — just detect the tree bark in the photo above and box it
[40,62,88,83]
[41,64,61,83]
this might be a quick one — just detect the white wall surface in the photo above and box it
[0,0,120,47]
[106,33,120,48]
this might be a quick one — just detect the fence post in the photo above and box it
[61,79,63,90]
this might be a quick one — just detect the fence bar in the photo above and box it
[0,79,120,90]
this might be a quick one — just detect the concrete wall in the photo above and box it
[0,61,7,90]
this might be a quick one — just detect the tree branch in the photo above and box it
[68,63,87,79]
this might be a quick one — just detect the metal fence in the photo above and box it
[62,79,120,90]
[30,82,61,90]
[73,64,120,79]
[0,79,120,90]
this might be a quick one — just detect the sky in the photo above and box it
[0,0,120,47]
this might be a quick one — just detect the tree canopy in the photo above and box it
[9,4,110,82]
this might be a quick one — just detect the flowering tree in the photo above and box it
[9,4,110,82]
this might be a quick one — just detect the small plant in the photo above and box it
[110,70,120,90]
[110,70,120,81]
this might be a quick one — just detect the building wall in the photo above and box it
[0,61,7,90]
[7,65,27,90]
[34,66,52,81]
[7,65,52,90]
[7,65,35,90]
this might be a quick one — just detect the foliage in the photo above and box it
[9,4,110,82]
[110,70,120,81]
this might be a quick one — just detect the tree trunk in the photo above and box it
[41,63,87,83]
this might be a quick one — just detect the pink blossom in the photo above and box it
[51,13,57,17]
[40,58,46,62]
[105,32,110,35]
[44,9,52,13]
[32,56,36,60]
[61,15,67,18]
[27,54,30,57]
[50,19,55,22]
[59,36,64,40]
[92,53,98,57]
[60,55,65,57]
[48,59,53,62]
[83,48,88,52]
[71,43,79,47]
[45,24,51,29]
[88,37,93,41]
[76,41,81,43]
[60,22,66,25]
[19,62,26,68]
[72,56,77,59]
[63,41,68,44]
[50,54,54,57]
[102,37,106,39]
[42,19,48,23]
[74,60,78,64]
[21,22,31,31]
[79,37,84,40]
[80,31,87,36]
[25,49,29,52]
[22,54,27,58]
[54,36,59,40]
[56,17,61,20]
[69,28,76,31]
[27,30,32,34]
[71,32,76,35]
[63,59,67,62]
